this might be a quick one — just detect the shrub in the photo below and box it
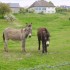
[0,2,11,18]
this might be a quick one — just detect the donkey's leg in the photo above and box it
[45,46,47,53]
[44,43,47,52]
[38,40,41,50]
[42,46,44,53]
[4,40,8,52]
[42,42,45,53]
[22,39,26,52]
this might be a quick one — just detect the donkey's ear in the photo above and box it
[26,23,28,25]
[26,23,28,26]
[26,23,28,24]
[31,23,32,24]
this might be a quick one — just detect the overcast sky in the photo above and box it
[0,0,70,7]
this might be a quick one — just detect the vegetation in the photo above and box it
[0,2,11,18]
[28,9,35,13]
[56,7,70,13]
[4,14,16,24]
[19,8,28,14]
[19,8,35,14]
[38,11,44,14]
[0,13,70,70]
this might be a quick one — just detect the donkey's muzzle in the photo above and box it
[46,41,50,46]
[29,33,32,38]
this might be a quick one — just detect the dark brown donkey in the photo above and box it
[3,23,32,52]
[37,28,50,53]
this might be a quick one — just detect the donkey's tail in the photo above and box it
[3,33,5,41]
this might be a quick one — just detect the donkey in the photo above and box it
[37,28,50,53]
[3,23,32,52]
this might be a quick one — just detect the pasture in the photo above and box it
[0,13,70,70]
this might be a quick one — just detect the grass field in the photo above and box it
[0,13,70,70]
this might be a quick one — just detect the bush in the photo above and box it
[0,3,11,18]
[38,11,44,15]
[28,9,35,13]
[56,7,67,13]
[4,14,16,23]
[19,8,29,14]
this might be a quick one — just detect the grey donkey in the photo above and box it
[3,23,32,52]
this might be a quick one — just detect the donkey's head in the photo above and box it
[42,29,50,46]
[24,23,32,38]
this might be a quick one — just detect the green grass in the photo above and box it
[0,13,70,70]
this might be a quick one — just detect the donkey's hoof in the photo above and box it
[4,50,8,52]
[38,49,40,50]
[22,50,26,53]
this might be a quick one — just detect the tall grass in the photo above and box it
[0,13,70,70]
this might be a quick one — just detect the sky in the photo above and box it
[0,0,70,7]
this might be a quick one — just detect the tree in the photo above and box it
[19,7,35,14]
[28,9,35,13]
[0,3,11,18]
[56,7,67,13]
[19,8,26,14]
[4,14,16,24]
